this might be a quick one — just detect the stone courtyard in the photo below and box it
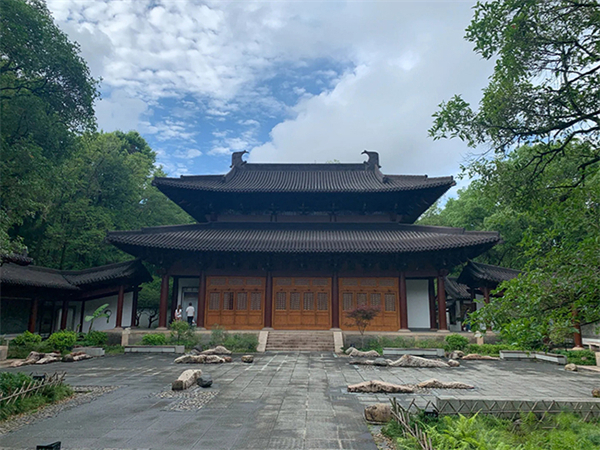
[0,353,598,450]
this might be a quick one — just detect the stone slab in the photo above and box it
[124,345,185,353]
[383,347,444,357]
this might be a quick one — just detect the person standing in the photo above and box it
[186,302,195,326]
[174,305,183,321]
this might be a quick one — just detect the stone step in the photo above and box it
[266,331,335,352]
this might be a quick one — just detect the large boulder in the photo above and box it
[447,359,461,367]
[197,374,213,388]
[417,379,474,390]
[388,355,449,368]
[205,355,225,364]
[35,353,62,365]
[346,348,381,358]
[241,355,254,363]
[175,354,207,364]
[462,354,499,361]
[565,363,577,372]
[373,358,389,366]
[347,380,415,394]
[364,403,392,423]
[172,369,202,390]
[200,346,232,356]
[449,350,464,360]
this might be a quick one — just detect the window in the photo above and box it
[276,292,287,310]
[223,292,234,310]
[317,292,328,311]
[303,292,314,310]
[342,293,354,311]
[384,293,396,312]
[250,292,262,310]
[208,293,220,310]
[236,292,248,310]
[290,292,301,310]
[370,293,381,308]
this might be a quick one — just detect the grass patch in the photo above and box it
[103,345,124,355]
[383,412,600,450]
[553,349,597,366]
[0,373,73,421]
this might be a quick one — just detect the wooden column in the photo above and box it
[437,274,448,331]
[170,277,179,322]
[115,285,125,328]
[399,272,409,331]
[79,300,86,332]
[131,287,139,327]
[197,272,206,328]
[60,299,69,330]
[158,274,169,329]
[573,308,584,349]
[264,271,273,328]
[331,272,340,329]
[483,286,491,304]
[428,278,437,330]
[28,298,39,333]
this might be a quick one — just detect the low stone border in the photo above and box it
[0,386,119,436]
[500,350,567,365]
[124,345,185,354]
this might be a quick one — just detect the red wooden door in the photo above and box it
[272,277,331,330]
[205,277,264,330]
[339,278,399,331]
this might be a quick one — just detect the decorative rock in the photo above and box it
[175,354,207,364]
[62,354,75,363]
[35,353,62,364]
[205,355,225,364]
[241,355,254,363]
[449,350,464,360]
[388,355,449,368]
[348,380,415,394]
[72,353,93,362]
[197,374,213,388]
[373,358,389,366]
[346,348,380,358]
[172,369,203,390]
[417,378,474,390]
[447,359,460,367]
[592,388,600,398]
[565,363,577,371]
[349,359,375,365]
[462,354,500,360]
[223,356,232,363]
[200,346,232,355]
[364,403,392,423]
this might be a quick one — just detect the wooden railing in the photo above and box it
[0,372,66,405]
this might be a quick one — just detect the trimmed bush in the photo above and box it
[11,331,42,346]
[83,331,108,347]
[554,349,597,366]
[141,333,167,345]
[47,330,77,352]
[444,334,469,352]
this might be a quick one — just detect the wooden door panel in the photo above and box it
[205,277,265,330]
[339,278,399,331]
[273,277,331,330]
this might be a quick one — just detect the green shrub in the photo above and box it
[11,331,42,346]
[83,331,107,347]
[169,320,192,344]
[222,333,258,353]
[444,334,469,351]
[553,349,596,366]
[141,333,167,345]
[209,325,227,347]
[47,330,77,352]
[104,345,125,355]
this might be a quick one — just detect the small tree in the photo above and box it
[84,303,110,334]
[169,320,192,345]
[346,305,380,348]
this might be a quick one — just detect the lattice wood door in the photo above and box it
[273,277,331,330]
[339,278,399,331]
[205,277,264,330]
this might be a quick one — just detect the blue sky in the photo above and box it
[47,1,494,192]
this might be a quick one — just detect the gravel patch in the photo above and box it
[0,386,119,436]
[154,386,219,411]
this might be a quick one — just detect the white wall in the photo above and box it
[80,292,134,332]
[406,279,431,329]
[178,278,200,322]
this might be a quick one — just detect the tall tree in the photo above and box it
[429,0,600,186]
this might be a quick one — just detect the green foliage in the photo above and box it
[444,334,470,352]
[387,412,600,450]
[346,305,381,348]
[141,333,167,346]
[10,330,41,346]
[169,320,196,346]
[358,336,445,353]
[553,349,597,366]
[103,345,124,355]
[0,372,73,421]
[46,330,77,352]
[209,325,227,347]
[222,334,258,353]
[80,331,107,347]
[84,304,110,333]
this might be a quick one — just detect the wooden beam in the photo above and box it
[170,277,179,321]
[158,274,169,329]
[264,271,273,328]
[60,299,69,330]
[28,298,38,333]
[79,300,86,332]
[428,278,437,330]
[399,272,409,331]
[131,286,139,327]
[197,272,206,328]
[115,285,125,328]
[573,308,584,349]
[437,274,448,331]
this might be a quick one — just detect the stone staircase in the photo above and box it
[265,330,335,352]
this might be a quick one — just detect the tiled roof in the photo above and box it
[445,277,471,300]
[107,222,500,254]
[153,163,455,194]
[1,253,33,266]
[457,260,521,286]
[0,259,151,291]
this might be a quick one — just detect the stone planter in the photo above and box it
[124,345,185,354]
[0,345,8,361]
[533,352,568,365]
[383,348,445,358]
[499,350,534,361]
[78,347,105,357]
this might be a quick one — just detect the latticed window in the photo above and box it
[237,292,248,310]
[276,278,292,286]
[361,278,377,286]
[295,278,310,286]
[223,292,234,310]
[342,292,354,311]
[370,293,381,308]
[380,278,395,287]
[290,292,301,310]
[357,293,367,306]
[230,278,244,286]
[210,278,226,285]
[208,292,220,310]
[313,278,328,286]
[247,278,262,286]
[342,278,358,286]
[303,292,314,310]
[384,293,396,312]
[317,292,328,310]
[275,292,287,310]
[250,292,262,310]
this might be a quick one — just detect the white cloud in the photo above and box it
[95,90,148,132]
